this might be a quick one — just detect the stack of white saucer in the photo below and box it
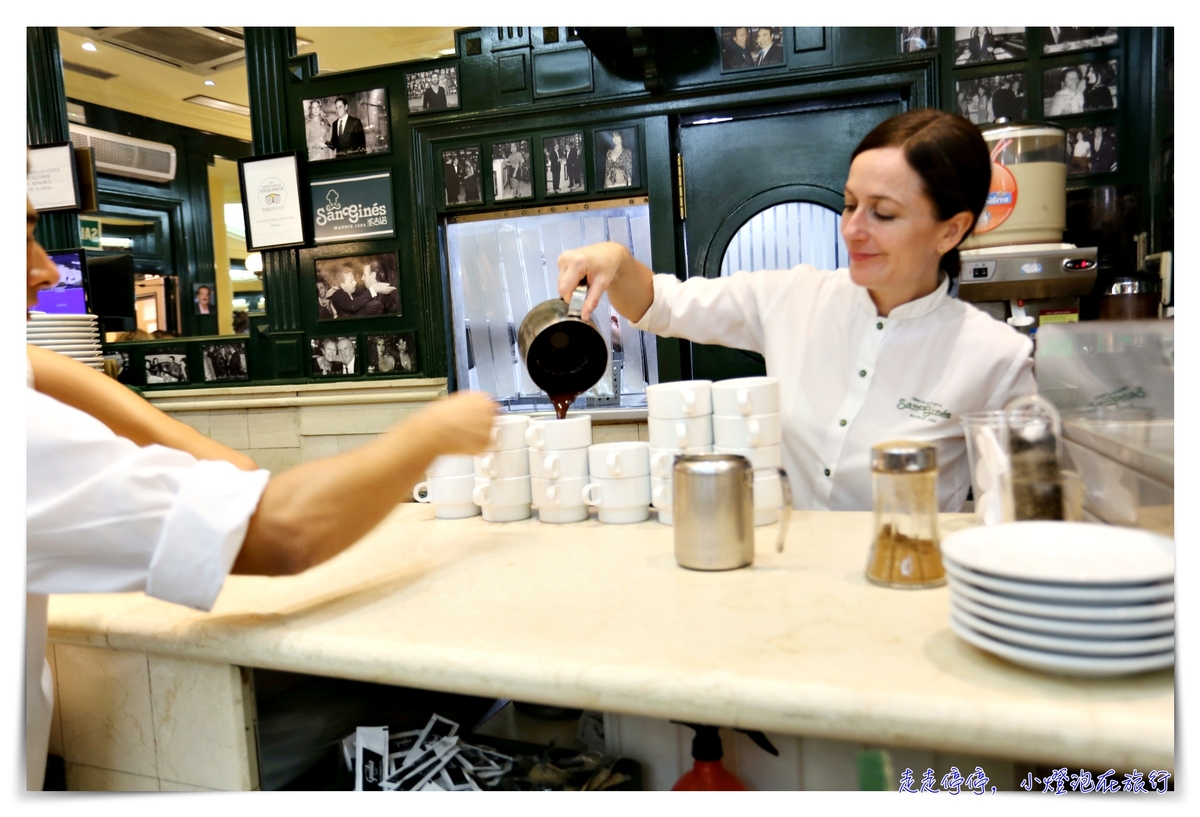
[942,522,1174,677]
[27,312,103,371]
[526,414,592,524]
[711,377,784,526]
[474,415,533,522]
[645,380,713,525]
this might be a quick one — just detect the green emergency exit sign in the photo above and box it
[79,217,101,248]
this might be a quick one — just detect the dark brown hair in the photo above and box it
[851,109,991,279]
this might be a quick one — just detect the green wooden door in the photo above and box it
[678,93,904,381]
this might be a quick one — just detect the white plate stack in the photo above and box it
[26,312,103,371]
[941,522,1174,677]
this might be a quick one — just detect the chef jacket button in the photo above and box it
[858,369,867,378]
[876,322,884,330]
[823,468,831,477]
[839,419,847,427]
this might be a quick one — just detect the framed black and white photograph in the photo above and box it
[442,147,482,207]
[311,337,358,377]
[237,151,307,251]
[193,283,215,316]
[368,333,417,374]
[1044,61,1119,116]
[594,127,640,191]
[490,139,533,202]
[900,27,938,54]
[1041,28,1118,55]
[103,350,132,384]
[543,133,585,196]
[26,142,81,212]
[1067,126,1118,175]
[719,27,785,71]
[315,252,401,320]
[201,342,248,382]
[954,27,1027,66]
[145,348,189,385]
[309,171,395,243]
[406,66,460,114]
[301,89,390,162]
[954,73,1027,125]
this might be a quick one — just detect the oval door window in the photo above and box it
[719,201,846,276]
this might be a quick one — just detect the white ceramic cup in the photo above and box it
[713,444,782,470]
[473,475,533,507]
[647,415,713,450]
[530,477,589,524]
[649,446,713,479]
[475,448,531,479]
[529,447,590,480]
[650,475,673,509]
[581,476,652,524]
[646,380,713,419]
[712,413,781,448]
[525,414,593,451]
[425,454,475,478]
[488,415,531,452]
[711,376,780,417]
[588,441,651,479]
[412,474,481,519]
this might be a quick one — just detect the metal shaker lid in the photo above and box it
[673,453,751,476]
[871,441,937,473]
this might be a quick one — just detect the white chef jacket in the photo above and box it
[630,266,1036,511]
[25,360,269,790]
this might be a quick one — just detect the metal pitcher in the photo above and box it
[517,286,611,398]
[673,454,792,571]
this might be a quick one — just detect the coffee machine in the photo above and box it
[958,243,1097,332]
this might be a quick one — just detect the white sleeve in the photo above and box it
[983,336,1037,410]
[26,388,270,611]
[629,269,796,355]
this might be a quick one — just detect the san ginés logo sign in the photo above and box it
[309,171,396,243]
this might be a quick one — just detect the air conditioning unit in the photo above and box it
[68,125,177,183]
[62,27,246,75]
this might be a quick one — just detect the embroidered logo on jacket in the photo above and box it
[897,397,951,423]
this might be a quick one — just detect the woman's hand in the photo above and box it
[407,391,497,457]
[557,241,634,321]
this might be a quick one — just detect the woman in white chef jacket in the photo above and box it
[557,109,1036,512]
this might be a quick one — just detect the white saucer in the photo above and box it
[950,615,1174,677]
[943,560,1174,604]
[951,605,1174,657]
[948,576,1175,622]
[951,593,1173,639]
[941,522,1174,585]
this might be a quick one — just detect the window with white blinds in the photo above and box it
[445,202,658,410]
[720,201,846,276]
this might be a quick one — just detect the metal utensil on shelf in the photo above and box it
[517,285,611,399]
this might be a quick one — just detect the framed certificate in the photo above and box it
[237,151,308,251]
[26,142,81,212]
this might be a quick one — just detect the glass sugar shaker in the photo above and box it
[864,441,946,589]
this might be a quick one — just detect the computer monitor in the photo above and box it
[36,249,89,315]
[83,252,137,332]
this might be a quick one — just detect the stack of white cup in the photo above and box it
[645,380,714,525]
[583,441,652,524]
[712,376,785,526]
[413,454,480,519]
[526,414,592,524]
[473,415,533,522]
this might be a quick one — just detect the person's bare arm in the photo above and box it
[232,391,496,576]
[27,344,258,471]
[557,241,656,323]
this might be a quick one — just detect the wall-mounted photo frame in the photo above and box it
[594,127,640,191]
[954,27,1027,66]
[954,72,1028,125]
[543,133,585,196]
[900,27,938,54]
[1044,60,1119,116]
[201,342,248,382]
[368,332,417,374]
[406,66,461,114]
[490,139,534,202]
[102,349,133,385]
[301,88,391,162]
[442,146,483,207]
[27,142,81,212]
[193,282,216,315]
[311,336,359,377]
[237,151,308,251]
[719,27,785,71]
[315,251,402,320]
[1041,28,1118,55]
[1067,126,1118,175]
[309,170,395,243]
[145,347,189,385]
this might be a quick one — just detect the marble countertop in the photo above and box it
[47,506,1173,771]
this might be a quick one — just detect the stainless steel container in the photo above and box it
[516,285,611,398]
[673,455,791,571]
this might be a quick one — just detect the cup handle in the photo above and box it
[748,418,761,447]
[682,389,695,415]
[413,482,431,503]
[674,422,687,448]
[482,453,498,479]
[752,467,791,553]
[582,483,602,507]
[548,484,561,507]
[651,451,672,479]
[607,451,620,478]
[544,454,559,480]
[737,388,751,416]
[653,484,669,507]
[472,483,490,507]
[525,425,543,448]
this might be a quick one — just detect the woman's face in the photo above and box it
[309,101,322,117]
[841,147,968,296]
[1085,67,1098,86]
[612,132,623,150]
[322,341,338,361]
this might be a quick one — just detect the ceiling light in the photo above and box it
[82,42,97,52]
[205,80,216,86]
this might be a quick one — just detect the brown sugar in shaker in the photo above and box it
[865,441,946,589]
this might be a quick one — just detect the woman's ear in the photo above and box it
[938,211,976,255]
